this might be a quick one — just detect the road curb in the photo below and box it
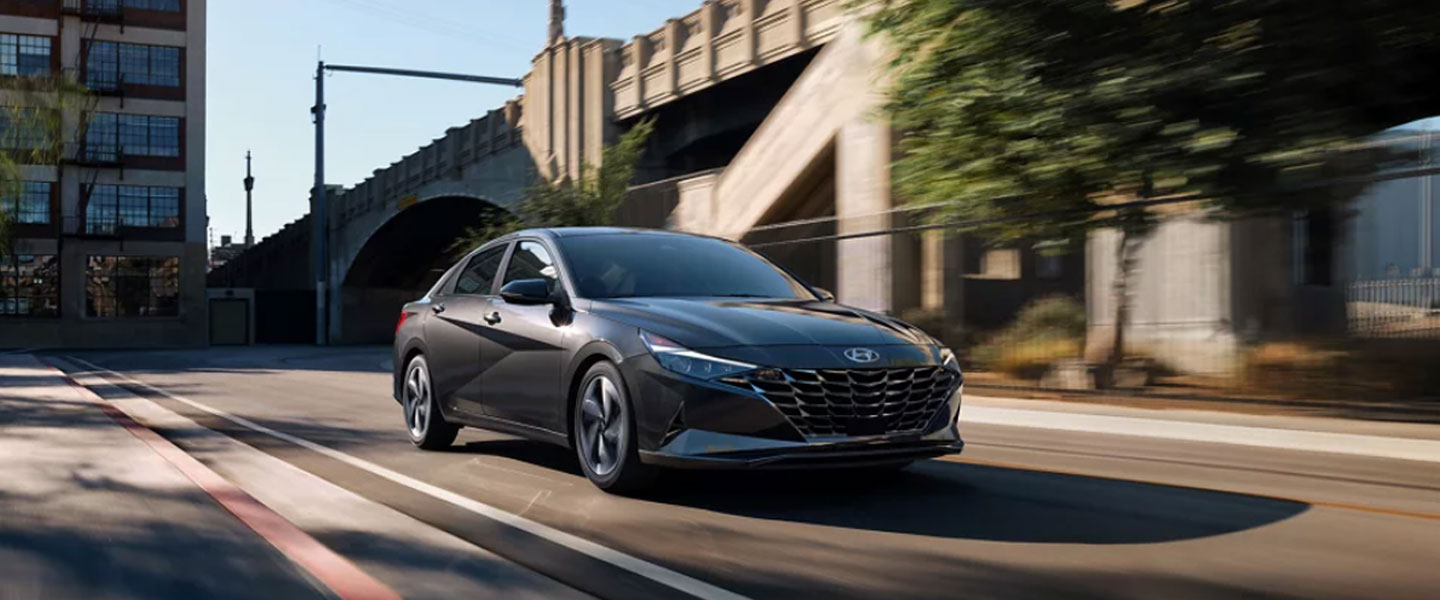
[46,359,405,600]
[961,404,1440,464]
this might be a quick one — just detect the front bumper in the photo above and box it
[640,437,964,469]
[621,352,965,470]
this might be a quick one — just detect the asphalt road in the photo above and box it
[52,346,1440,600]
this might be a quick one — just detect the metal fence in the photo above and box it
[1346,278,1440,338]
[734,136,1440,404]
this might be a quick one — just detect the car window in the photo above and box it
[453,244,507,295]
[555,233,811,299]
[502,241,559,293]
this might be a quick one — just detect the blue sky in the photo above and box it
[206,0,700,244]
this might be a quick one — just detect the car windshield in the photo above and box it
[556,233,814,299]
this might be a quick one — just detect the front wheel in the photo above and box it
[402,355,459,450]
[573,361,656,494]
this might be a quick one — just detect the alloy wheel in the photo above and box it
[579,374,625,476]
[403,361,431,440]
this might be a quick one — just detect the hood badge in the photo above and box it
[844,347,880,363]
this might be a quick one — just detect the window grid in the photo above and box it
[85,41,181,89]
[84,112,179,160]
[0,254,59,318]
[86,255,180,318]
[3,181,52,225]
[87,184,181,233]
[1,107,51,151]
[91,0,183,12]
[0,34,51,77]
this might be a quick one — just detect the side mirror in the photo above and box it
[500,279,555,305]
[812,287,836,302]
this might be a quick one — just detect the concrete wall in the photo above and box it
[1086,216,1239,374]
[1082,212,1345,375]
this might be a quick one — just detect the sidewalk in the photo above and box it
[963,393,1440,463]
[0,354,331,600]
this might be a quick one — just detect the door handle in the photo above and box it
[432,304,445,314]
[484,311,502,325]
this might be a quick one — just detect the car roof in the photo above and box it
[512,227,727,242]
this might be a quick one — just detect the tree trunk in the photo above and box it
[1107,225,1136,370]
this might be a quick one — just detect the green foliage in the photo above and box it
[0,74,94,259]
[972,295,1086,377]
[866,0,1440,241]
[449,118,656,257]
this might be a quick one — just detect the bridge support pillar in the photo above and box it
[834,118,903,314]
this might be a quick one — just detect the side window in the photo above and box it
[453,245,507,295]
[502,241,559,292]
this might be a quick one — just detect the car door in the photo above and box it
[424,242,510,417]
[477,239,569,431]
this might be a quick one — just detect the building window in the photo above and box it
[90,0,183,13]
[86,41,181,88]
[2,181,51,224]
[86,255,180,318]
[0,107,52,151]
[84,112,179,160]
[86,184,182,233]
[0,34,51,77]
[0,254,59,318]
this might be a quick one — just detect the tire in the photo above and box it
[573,361,656,494]
[401,355,459,450]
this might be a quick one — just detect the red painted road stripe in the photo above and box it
[50,366,405,600]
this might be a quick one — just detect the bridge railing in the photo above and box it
[611,0,847,119]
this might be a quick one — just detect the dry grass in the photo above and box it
[1242,339,1440,400]
[985,337,1084,380]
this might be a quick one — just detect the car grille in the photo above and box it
[743,367,960,438]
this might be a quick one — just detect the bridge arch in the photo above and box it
[336,194,509,344]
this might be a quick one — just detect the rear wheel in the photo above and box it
[573,361,655,494]
[403,355,459,450]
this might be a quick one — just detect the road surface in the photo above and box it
[46,346,1440,599]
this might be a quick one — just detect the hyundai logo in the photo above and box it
[844,347,880,363]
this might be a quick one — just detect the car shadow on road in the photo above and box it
[456,437,1310,545]
[641,460,1310,544]
[453,439,585,476]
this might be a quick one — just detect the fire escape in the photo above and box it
[60,0,127,240]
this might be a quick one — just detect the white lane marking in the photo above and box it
[961,404,1440,464]
[68,356,752,600]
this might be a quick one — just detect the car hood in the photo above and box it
[587,297,934,349]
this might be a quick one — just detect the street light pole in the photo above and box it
[312,60,328,345]
[310,61,522,346]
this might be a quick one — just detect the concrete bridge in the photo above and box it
[211,0,875,344]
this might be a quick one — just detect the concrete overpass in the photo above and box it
[211,0,921,344]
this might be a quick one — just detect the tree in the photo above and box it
[865,0,1440,372]
[0,74,94,260]
[448,118,656,257]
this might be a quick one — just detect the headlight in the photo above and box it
[940,347,959,371]
[640,331,756,379]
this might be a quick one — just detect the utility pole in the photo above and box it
[243,150,255,247]
[312,61,328,345]
[310,60,520,346]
